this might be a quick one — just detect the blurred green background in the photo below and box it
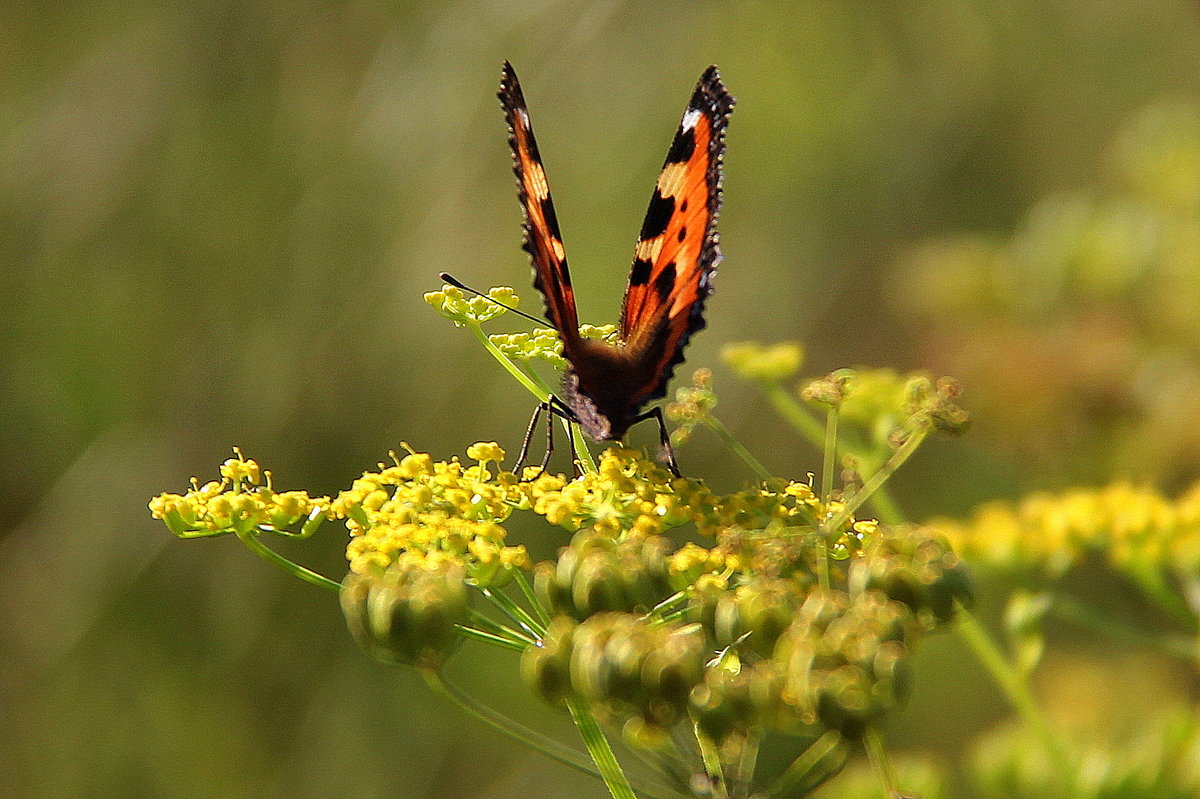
[4,2,1200,797]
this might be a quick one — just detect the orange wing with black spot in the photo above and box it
[498,62,581,344]
[620,66,734,406]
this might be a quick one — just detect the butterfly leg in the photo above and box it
[639,406,682,477]
[546,395,584,478]
[513,401,552,478]
[515,397,581,480]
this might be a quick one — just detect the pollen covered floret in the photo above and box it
[335,444,531,586]
[424,284,520,325]
[148,450,331,538]
[490,323,618,368]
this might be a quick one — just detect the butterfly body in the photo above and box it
[499,63,734,452]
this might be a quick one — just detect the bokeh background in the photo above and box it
[4,2,1200,797]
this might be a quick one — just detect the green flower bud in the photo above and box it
[566,613,707,730]
[714,579,801,658]
[776,589,913,738]
[340,563,469,670]
[521,617,577,705]
[535,529,674,621]
[848,527,974,627]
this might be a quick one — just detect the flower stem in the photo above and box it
[702,415,772,481]
[1051,593,1198,663]
[825,425,929,533]
[863,727,899,799]
[566,698,639,799]
[955,603,1076,795]
[692,722,728,799]
[235,529,341,593]
[765,383,827,444]
[477,585,546,638]
[422,668,599,779]
[767,730,847,798]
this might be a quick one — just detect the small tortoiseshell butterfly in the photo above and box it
[499,62,734,474]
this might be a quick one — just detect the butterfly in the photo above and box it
[499,62,734,475]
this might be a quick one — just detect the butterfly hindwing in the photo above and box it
[499,62,581,342]
[620,66,734,407]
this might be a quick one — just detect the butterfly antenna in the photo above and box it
[438,272,548,327]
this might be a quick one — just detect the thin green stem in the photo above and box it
[478,586,546,638]
[422,669,600,779]
[570,419,598,474]
[820,406,838,504]
[453,624,528,652]
[470,322,553,402]
[825,425,929,533]
[1051,593,1198,663]
[469,320,601,475]
[701,416,772,481]
[767,731,847,798]
[760,382,907,524]
[692,721,728,799]
[732,731,762,797]
[467,609,535,646]
[1127,563,1199,631]
[235,529,342,593]
[512,567,552,627]
[863,727,899,799]
[955,603,1076,795]
[764,383,827,446]
[566,698,639,799]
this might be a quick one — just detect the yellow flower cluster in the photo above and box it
[935,480,1200,577]
[152,445,881,602]
[489,324,618,367]
[148,452,330,538]
[335,444,531,585]
[424,284,519,325]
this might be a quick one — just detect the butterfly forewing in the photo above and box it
[499,62,581,342]
[620,66,734,407]
[499,63,734,447]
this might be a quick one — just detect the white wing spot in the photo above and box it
[681,108,701,131]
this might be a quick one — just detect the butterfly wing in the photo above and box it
[498,62,581,344]
[619,66,734,407]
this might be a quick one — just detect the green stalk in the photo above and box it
[701,415,772,481]
[423,669,601,779]
[466,609,535,646]
[692,722,728,799]
[469,320,598,475]
[566,698,639,799]
[825,425,929,533]
[453,624,529,652]
[767,731,847,798]
[478,586,546,638]
[955,604,1076,795]
[235,529,342,594]
[761,382,907,524]
[511,567,552,627]
[863,727,899,799]
[765,383,827,445]
[1051,593,1198,663]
